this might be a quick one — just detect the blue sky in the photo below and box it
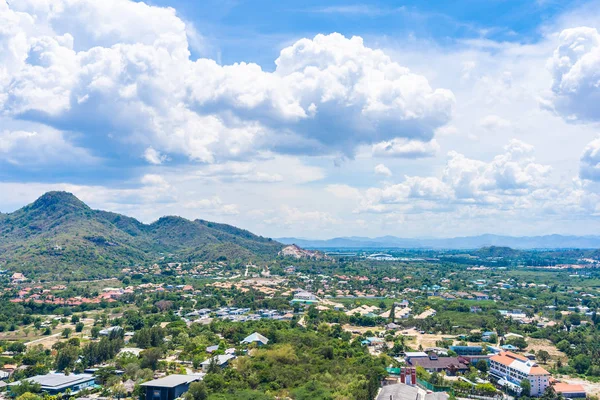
[1,0,600,239]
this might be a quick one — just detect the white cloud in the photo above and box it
[547,26,600,122]
[266,205,338,228]
[479,114,512,131]
[356,139,552,213]
[580,136,600,181]
[0,127,94,166]
[184,196,239,215]
[0,1,455,165]
[144,147,168,165]
[371,138,440,158]
[374,163,392,176]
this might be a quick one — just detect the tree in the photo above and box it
[140,348,163,370]
[537,350,550,364]
[75,322,85,333]
[91,326,101,339]
[520,379,531,397]
[16,393,42,400]
[571,354,591,374]
[55,345,79,371]
[507,337,528,351]
[476,359,488,373]
[62,328,72,338]
[11,381,42,396]
[184,382,208,400]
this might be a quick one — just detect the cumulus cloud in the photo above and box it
[547,26,600,122]
[372,138,439,158]
[0,1,455,168]
[144,148,168,165]
[357,140,551,212]
[184,196,239,215]
[374,164,392,176]
[580,137,600,181]
[266,205,338,228]
[0,127,94,166]
[479,115,511,131]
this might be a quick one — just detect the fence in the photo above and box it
[416,378,452,393]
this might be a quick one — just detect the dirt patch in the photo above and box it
[526,338,567,361]
[559,377,600,398]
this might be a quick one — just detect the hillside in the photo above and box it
[0,192,283,280]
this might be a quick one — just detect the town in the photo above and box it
[0,245,598,400]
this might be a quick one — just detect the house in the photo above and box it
[99,326,123,336]
[489,351,550,396]
[377,383,448,400]
[473,292,489,301]
[449,346,483,356]
[406,353,469,375]
[470,306,482,313]
[140,375,203,400]
[9,373,95,395]
[200,354,235,372]
[552,383,587,399]
[206,345,219,353]
[10,273,26,284]
[404,352,429,360]
[290,291,319,304]
[240,332,269,346]
[361,337,384,347]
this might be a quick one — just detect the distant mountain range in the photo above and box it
[277,234,600,250]
[0,191,283,279]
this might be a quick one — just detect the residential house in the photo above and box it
[241,332,269,346]
[9,373,95,395]
[140,374,203,400]
[200,354,236,372]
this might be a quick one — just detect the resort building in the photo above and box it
[490,351,550,396]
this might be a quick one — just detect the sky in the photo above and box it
[2,0,600,239]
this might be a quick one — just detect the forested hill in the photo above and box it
[0,191,283,279]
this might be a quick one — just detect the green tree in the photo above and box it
[476,359,488,373]
[537,350,550,364]
[520,379,531,397]
[184,382,208,400]
[571,354,591,374]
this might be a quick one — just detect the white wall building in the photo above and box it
[490,352,550,396]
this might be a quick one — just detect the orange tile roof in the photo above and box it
[553,383,586,394]
[529,366,550,376]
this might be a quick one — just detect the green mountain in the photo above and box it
[0,191,282,280]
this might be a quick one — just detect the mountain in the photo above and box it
[277,234,600,250]
[0,192,283,279]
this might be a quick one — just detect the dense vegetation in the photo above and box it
[0,192,283,279]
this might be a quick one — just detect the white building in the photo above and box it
[490,351,550,396]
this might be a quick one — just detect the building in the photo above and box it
[489,351,550,396]
[377,383,449,400]
[99,326,123,336]
[10,273,26,284]
[9,373,95,395]
[200,354,236,372]
[406,354,469,375]
[450,346,483,356]
[140,375,203,400]
[290,291,319,304]
[240,332,269,346]
[552,383,587,399]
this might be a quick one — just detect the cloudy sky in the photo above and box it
[2,0,600,239]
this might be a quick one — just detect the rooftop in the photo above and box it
[140,375,203,388]
[10,373,94,390]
